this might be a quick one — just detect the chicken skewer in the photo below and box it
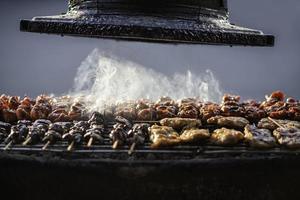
[62,121,89,151]
[127,123,150,155]
[110,116,132,149]
[22,119,51,146]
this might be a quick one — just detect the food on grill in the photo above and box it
[23,119,51,145]
[150,125,180,148]
[62,121,88,151]
[220,94,245,117]
[242,100,267,123]
[199,102,221,122]
[156,105,177,120]
[137,108,157,121]
[110,116,132,149]
[0,121,11,142]
[177,104,199,119]
[180,129,210,144]
[16,97,33,120]
[114,102,137,120]
[244,124,276,148]
[127,123,150,154]
[207,116,249,130]
[160,117,201,131]
[259,91,300,120]
[68,102,87,121]
[211,128,244,146]
[30,95,52,121]
[273,127,300,149]
[4,124,29,150]
[257,118,300,130]
[84,124,105,147]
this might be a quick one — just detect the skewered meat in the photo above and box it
[127,123,150,146]
[137,108,157,121]
[62,121,88,149]
[207,116,249,130]
[220,94,245,117]
[30,96,52,121]
[211,128,244,146]
[68,102,87,121]
[180,129,210,144]
[257,118,300,131]
[110,123,128,148]
[115,116,133,130]
[2,109,17,124]
[8,96,20,110]
[273,127,300,149]
[150,125,180,148]
[244,124,276,148]
[114,102,137,120]
[43,130,62,145]
[5,124,28,145]
[0,121,11,142]
[156,96,175,106]
[88,111,105,125]
[177,104,199,119]
[84,124,105,146]
[199,102,221,122]
[156,105,177,120]
[160,117,201,131]
[16,97,33,120]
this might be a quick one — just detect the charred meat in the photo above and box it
[244,124,276,148]
[211,128,244,146]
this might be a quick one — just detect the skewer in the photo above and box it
[22,137,31,146]
[67,141,75,151]
[87,137,93,147]
[42,141,51,150]
[268,117,285,129]
[128,142,136,155]
[4,141,13,150]
[112,140,119,149]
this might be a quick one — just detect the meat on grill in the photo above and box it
[127,123,150,146]
[273,127,300,149]
[257,118,300,131]
[244,124,276,148]
[207,116,249,130]
[160,117,201,131]
[199,102,221,122]
[211,128,244,146]
[150,125,180,148]
[180,128,210,144]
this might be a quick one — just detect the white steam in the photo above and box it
[71,49,222,111]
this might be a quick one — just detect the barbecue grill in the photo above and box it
[3,1,299,200]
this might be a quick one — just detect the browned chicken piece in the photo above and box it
[244,124,276,148]
[180,129,210,144]
[137,108,157,121]
[199,102,221,122]
[221,94,245,117]
[156,105,177,120]
[257,118,300,131]
[273,127,300,149]
[150,125,180,148]
[177,104,199,119]
[207,116,249,130]
[211,128,244,146]
[155,96,176,106]
[160,117,201,131]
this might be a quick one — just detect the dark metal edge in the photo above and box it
[20,19,275,46]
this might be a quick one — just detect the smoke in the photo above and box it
[71,49,222,111]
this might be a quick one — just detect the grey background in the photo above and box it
[0,0,299,100]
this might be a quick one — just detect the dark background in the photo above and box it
[0,0,299,100]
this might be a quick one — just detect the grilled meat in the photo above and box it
[257,118,300,131]
[244,124,276,148]
[127,123,150,146]
[84,124,105,146]
[221,94,245,117]
[273,127,300,149]
[211,128,244,146]
[160,117,201,131]
[199,102,221,122]
[207,116,249,130]
[177,104,199,119]
[180,129,210,144]
[150,125,180,148]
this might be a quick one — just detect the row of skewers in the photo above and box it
[1,111,300,154]
[0,91,299,124]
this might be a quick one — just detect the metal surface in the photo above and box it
[20,0,274,46]
[1,144,300,200]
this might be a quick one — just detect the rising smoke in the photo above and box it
[71,49,222,111]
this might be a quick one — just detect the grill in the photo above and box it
[1,121,300,200]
